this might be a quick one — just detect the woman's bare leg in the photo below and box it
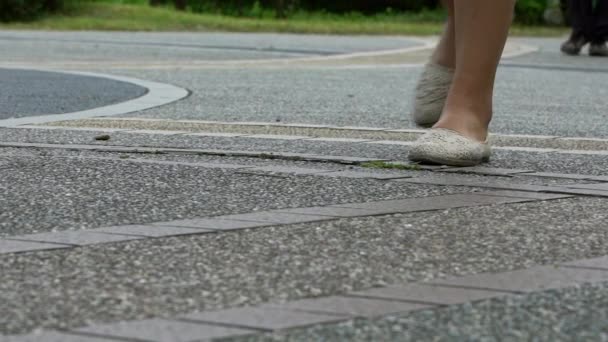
[433,0,515,142]
[431,0,456,68]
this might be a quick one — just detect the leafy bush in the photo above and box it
[515,0,548,24]
[186,0,441,17]
[0,0,63,21]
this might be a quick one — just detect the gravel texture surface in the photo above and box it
[2,197,608,335]
[230,282,608,342]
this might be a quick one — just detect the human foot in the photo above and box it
[408,128,491,166]
[589,42,608,57]
[561,32,588,55]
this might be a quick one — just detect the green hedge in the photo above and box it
[187,0,552,24]
[0,0,63,21]
[515,0,548,24]
[187,0,441,16]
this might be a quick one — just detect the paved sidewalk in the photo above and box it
[1,32,608,341]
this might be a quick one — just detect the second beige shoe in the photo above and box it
[412,63,454,127]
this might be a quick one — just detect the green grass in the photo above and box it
[0,2,568,36]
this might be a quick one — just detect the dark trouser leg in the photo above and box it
[592,0,608,43]
[568,0,594,39]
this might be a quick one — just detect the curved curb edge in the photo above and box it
[0,68,190,128]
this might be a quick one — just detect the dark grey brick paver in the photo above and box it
[428,266,608,293]
[0,239,71,254]
[2,331,123,342]
[275,206,383,218]
[94,225,213,238]
[268,296,433,318]
[521,172,595,180]
[74,319,255,342]
[153,218,272,231]
[348,283,510,305]
[437,167,535,177]
[181,306,347,331]
[10,231,143,246]
[241,166,332,175]
[317,171,413,180]
[546,188,608,197]
[564,183,608,190]
[400,177,563,193]
[471,190,572,200]
[216,212,332,225]
[332,193,529,212]
[562,256,608,270]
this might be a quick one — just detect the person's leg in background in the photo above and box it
[589,0,608,56]
[411,0,455,126]
[561,0,592,55]
[409,0,516,166]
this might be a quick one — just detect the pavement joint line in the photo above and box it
[4,141,608,193]
[339,293,449,307]
[0,68,189,128]
[0,141,389,165]
[28,120,608,153]
[56,330,148,342]
[4,238,80,248]
[415,283,525,295]
[175,318,272,333]
[560,265,608,272]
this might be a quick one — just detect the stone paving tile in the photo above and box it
[546,188,608,198]
[562,256,608,270]
[316,171,413,180]
[437,167,535,177]
[93,225,213,238]
[471,190,572,200]
[276,153,386,164]
[332,193,530,213]
[184,132,247,138]
[73,319,256,342]
[586,176,608,182]
[564,183,608,191]
[241,134,311,140]
[238,166,332,176]
[275,206,384,218]
[428,266,608,293]
[9,231,144,247]
[123,130,188,135]
[400,176,564,193]
[216,212,332,225]
[267,296,433,318]
[303,137,372,143]
[96,157,253,170]
[0,239,71,254]
[348,283,511,305]
[181,307,347,331]
[153,218,273,231]
[2,331,123,342]
[521,172,595,181]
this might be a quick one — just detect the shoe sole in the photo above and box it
[409,154,490,167]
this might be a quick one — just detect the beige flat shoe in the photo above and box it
[408,128,491,166]
[412,63,454,127]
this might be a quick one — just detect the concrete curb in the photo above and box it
[0,68,189,128]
